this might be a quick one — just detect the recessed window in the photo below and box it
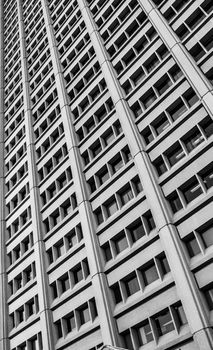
[60,273,70,293]
[114,232,128,254]
[141,89,157,109]
[141,126,154,145]
[155,75,172,96]
[199,116,213,138]
[119,185,134,206]
[152,113,170,135]
[182,127,204,152]
[97,166,109,185]
[174,304,187,325]
[129,219,145,242]
[181,177,203,204]
[102,242,112,262]
[200,224,213,248]
[136,321,153,345]
[168,191,183,213]
[200,164,213,190]
[124,272,140,296]
[142,262,159,286]
[168,98,187,121]
[166,142,185,166]
[79,304,90,325]
[154,156,167,176]
[154,309,174,336]
[103,129,115,146]
[203,286,213,310]
[105,197,118,217]
[65,313,76,333]
[110,155,123,173]
[184,233,201,257]
[144,54,159,73]
[73,264,83,284]
[111,283,122,304]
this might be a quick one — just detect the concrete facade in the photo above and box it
[1,0,213,349]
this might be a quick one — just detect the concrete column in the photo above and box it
[40,0,119,346]
[138,0,213,117]
[78,1,213,348]
[0,2,9,349]
[17,2,55,349]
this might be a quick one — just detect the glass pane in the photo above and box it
[143,264,159,285]
[114,234,128,254]
[155,310,174,335]
[201,225,213,247]
[125,274,140,296]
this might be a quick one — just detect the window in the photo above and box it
[181,177,203,203]
[154,309,174,336]
[124,272,140,296]
[110,155,123,173]
[154,156,167,176]
[142,262,159,286]
[56,241,65,258]
[129,219,145,242]
[114,232,128,254]
[97,166,109,185]
[79,304,90,325]
[141,126,154,145]
[204,286,213,310]
[200,224,213,248]
[136,321,153,345]
[103,129,115,146]
[200,164,213,190]
[166,142,185,166]
[102,242,112,262]
[155,75,172,95]
[167,98,187,121]
[168,191,183,213]
[144,54,159,73]
[183,127,204,152]
[174,304,187,325]
[119,185,134,206]
[123,332,134,350]
[112,283,122,304]
[60,273,70,293]
[159,254,170,275]
[200,116,213,138]
[152,113,170,135]
[55,320,63,339]
[95,208,104,225]
[65,313,76,333]
[73,264,83,284]
[141,89,157,109]
[184,233,201,257]
[105,197,118,217]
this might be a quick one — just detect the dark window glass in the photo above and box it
[136,321,153,345]
[129,219,145,242]
[105,197,118,217]
[166,142,185,166]
[200,224,213,248]
[184,234,201,257]
[168,191,183,213]
[154,309,174,336]
[114,232,128,254]
[142,262,159,286]
[181,178,203,203]
[124,272,140,296]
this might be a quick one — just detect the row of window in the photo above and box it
[24,8,43,37]
[55,9,81,45]
[32,88,57,122]
[8,262,36,296]
[5,83,22,112]
[38,144,68,182]
[6,162,28,193]
[189,28,213,63]
[111,253,170,304]
[30,60,53,93]
[28,47,50,79]
[122,302,187,349]
[90,0,108,16]
[153,115,213,176]
[49,0,73,19]
[95,0,126,28]
[10,295,39,329]
[47,223,83,265]
[6,182,30,215]
[5,143,26,173]
[5,69,21,99]
[61,33,90,70]
[113,26,158,75]
[28,37,49,67]
[5,51,21,79]
[53,0,78,33]
[7,206,32,239]
[175,0,212,41]
[58,21,86,57]
[94,176,143,225]
[7,232,34,266]
[5,124,25,155]
[87,145,132,193]
[67,61,100,102]
[72,79,107,119]
[5,60,21,87]
[11,332,42,350]
[76,97,114,142]
[4,40,19,66]
[26,27,47,57]
[55,298,98,339]
[107,10,147,58]
[23,0,41,28]
[5,95,23,123]
[40,166,72,206]
[81,120,122,166]
[140,88,199,144]
[102,211,156,262]
[36,123,64,160]
[25,17,45,48]
[43,192,77,234]
[100,0,139,42]
[183,220,213,258]
[168,161,213,213]
[34,105,60,139]
[50,258,90,299]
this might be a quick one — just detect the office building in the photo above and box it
[1,0,213,349]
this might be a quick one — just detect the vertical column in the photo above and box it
[137,0,213,117]
[17,2,54,349]
[77,1,213,349]
[0,3,9,350]
[40,0,119,346]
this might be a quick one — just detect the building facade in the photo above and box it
[1,0,213,349]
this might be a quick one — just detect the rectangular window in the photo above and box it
[105,197,118,217]
[119,185,134,206]
[168,191,183,213]
[181,177,203,203]
[79,304,90,325]
[142,262,159,286]
[124,272,140,296]
[65,313,76,333]
[154,309,174,336]
[152,113,170,135]
[204,286,213,310]
[129,219,145,242]
[114,232,128,254]
[166,142,185,166]
[200,224,213,248]
[184,233,201,257]
[136,321,153,345]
